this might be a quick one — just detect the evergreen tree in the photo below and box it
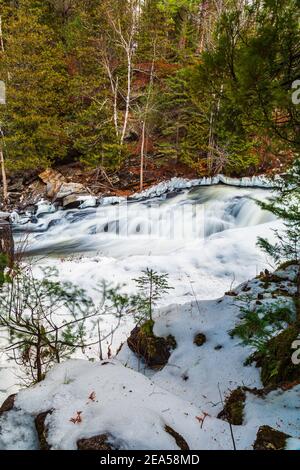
[257,160,300,265]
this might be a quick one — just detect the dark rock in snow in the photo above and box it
[77,434,114,450]
[253,425,290,450]
[127,326,171,369]
[193,333,207,347]
[35,410,53,450]
[0,394,17,416]
[217,387,246,425]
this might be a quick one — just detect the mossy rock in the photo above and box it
[127,326,171,369]
[256,325,300,387]
[193,333,207,347]
[217,387,246,425]
[253,425,290,450]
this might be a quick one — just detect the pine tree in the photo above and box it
[133,268,173,334]
[257,160,300,265]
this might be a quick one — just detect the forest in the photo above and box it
[0,0,299,184]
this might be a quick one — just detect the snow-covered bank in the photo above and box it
[1,264,299,450]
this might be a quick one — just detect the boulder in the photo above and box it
[77,434,114,450]
[253,425,290,450]
[127,326,171,370]
[62,193,89,209]
[55,182,88,201]
[39,169,66,199]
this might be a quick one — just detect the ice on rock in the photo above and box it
[79,196,97,209]
[36,199,56,217]
[133,174,279,200]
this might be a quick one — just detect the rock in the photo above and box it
[62,193,89,209]
[0,394,16,416]
[9,179,24,192]
[56,182,88,201]
[255,325,300,387]
[217,387,246,425]
[166,334,177,350]
[253,425,290,450]
[77,434,114,450]
[127,326,171,370]
[225,291,238,297]
[35,410,53,450]
[165,425,190,450]
[39,169,66,199]
[193,333,207,347]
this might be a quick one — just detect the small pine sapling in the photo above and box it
[133,268,173,335]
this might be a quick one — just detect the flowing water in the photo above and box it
[13,185,276,258]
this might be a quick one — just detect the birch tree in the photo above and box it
[0,15,8,207]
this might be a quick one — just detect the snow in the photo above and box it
[286,438,300,450]
[1,265,299,450]
[0,360,234,451]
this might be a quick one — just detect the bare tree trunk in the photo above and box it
[140,120,146,191]
[103,57,119,139]
[0,16,4,53]
[0,17,8,207]
[0,148,8,207]
[120,48,132,146]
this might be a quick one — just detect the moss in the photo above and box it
[253,425,290,450]
[217,387,246,425]
[257,325,300,387]
[140,319,155,336]
[277,260,298,270]
[193,333,207,347]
